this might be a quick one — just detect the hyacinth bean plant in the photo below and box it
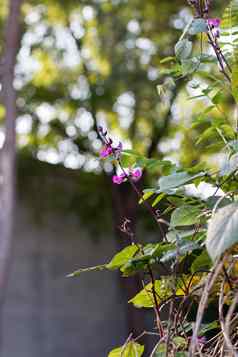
[69,0,238,356]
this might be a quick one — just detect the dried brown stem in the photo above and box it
[189,259,224,356]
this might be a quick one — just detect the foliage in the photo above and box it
[67,1,238,356]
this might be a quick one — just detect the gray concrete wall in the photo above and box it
[1,204,127,357]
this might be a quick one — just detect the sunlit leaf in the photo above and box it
[108,341,144,357]
[129,280,171,308]
[152,193,166,207]
[139,190,155,204]
[107,245,139,270]
[206,203,238,261]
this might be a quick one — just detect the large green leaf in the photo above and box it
[129,280,171,308]
[170,205,201,227]
[108,341,144,357]
[107,245,139,270]
[159,172,205,192]
[206,203,238,261]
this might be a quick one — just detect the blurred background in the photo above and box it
[0,0,226,356]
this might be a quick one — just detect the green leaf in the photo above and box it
[212,90,225,105]
[199,321,219,336]
[108,341,144,357]
[170,205,201,227]
[67,264,107,277]
[139,190,155,204]
[205,196,232,210]
[159,172,205,192]
[206,203,238,261]
[196,127,217,145]
[160,56,175,64]
[161,240,199,262]
[121,243,172,276]
[175,39,192,60]
[188,18,208,35]
[166,228,199,242]
[191,250,212,273]
[181,57,200,76]
[173,336,187,349]
[154,343,166,356]
[121,255,151,276]
[152,193,166,207]
[122,149,142,157]
[107,245,139,270]
[129,280,171,308]
[144,242,173,258]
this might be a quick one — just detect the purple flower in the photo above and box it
[99,141,123,159]
[100,145,113,158]
[112,167,143,185]
[112,173,126,185]
[131,167,142,182]
[207,18,221,38]
[207,18,220,28]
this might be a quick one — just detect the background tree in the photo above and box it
[0,0,22,307]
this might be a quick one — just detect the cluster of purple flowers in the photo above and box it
[207,18,221,38]
[98,126,142,185]
[100,141,122,160]
[98,126,123,160]
[112,167,142,185]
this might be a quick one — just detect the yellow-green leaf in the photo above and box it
[129,280,171,308]
[107,245,139,270]
[108,341,144,357]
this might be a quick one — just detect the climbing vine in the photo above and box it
[69,1,238,356]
